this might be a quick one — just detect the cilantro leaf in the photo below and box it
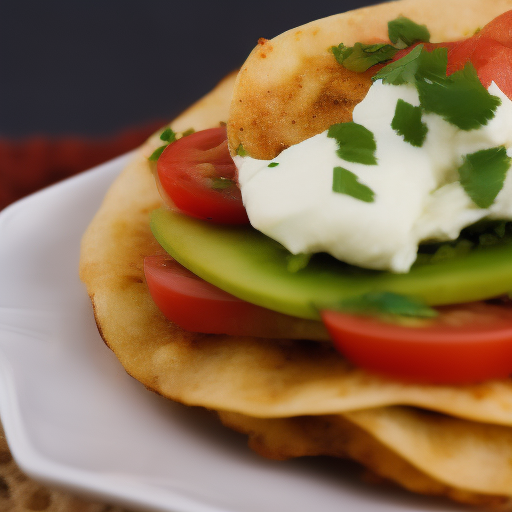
[416,220,512,265]
[149,127,195,162]
[328,291,438,318]
[331,42,397,72]
[429,239,474,263]
[375,46,501,130]
[416,60,501,130]
[458,146,511,208]
[328,122,377,165]
[160,127,176,143]
[391,99,428,147]
[388,16,430,48]
[181,128,195,137]
[236,143,248,157]
[332,167,375,203]
[372,44,423,85]
[148,145,167,162]
[414,45,448,81]
[268,162,279,168]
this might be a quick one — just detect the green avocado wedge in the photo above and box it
[150,208,512,320]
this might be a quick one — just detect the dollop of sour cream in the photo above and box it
[234,80,512,273]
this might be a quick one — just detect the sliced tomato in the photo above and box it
[475,10,512,47]
[390,11,512,98]
[321,301,512,384]
[144,255,328,340]
[157,127,249,224]
[473,42,512,97]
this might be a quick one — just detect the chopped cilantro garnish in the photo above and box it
[159,127,176,143]
[328,122,377,165]
[181,128,195,137]
[332,167,375,203]
[286,253,311,273]
[416,57,501,130]
[331,42,398,72]
[388,16,430,48]
[148,145,167,162]
[268,162,279,168]
[236,143,248,157]
[148,127,195,162]
[391,99,428,147]
[329,291,438,318]
[372,44,423,85]
[375,46,501,130]
[458,146,511,208]
[429,239,474,263]
[331,16,429,74]
[211,177,235,190]
[416,221,512,265]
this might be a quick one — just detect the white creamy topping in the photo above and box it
[235,81,512,273]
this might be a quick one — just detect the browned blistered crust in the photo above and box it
[228,53,374,159]
[227,0,512,159]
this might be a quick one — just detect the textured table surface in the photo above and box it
[0,423,131,512]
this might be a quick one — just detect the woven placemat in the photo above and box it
[0,124,164,211]
[0,423,132,512]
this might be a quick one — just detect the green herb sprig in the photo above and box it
[236,144,248,157]
[391,99,428,147]
[148,127,195,162]
[458,146,511,208]
[332,167,375,203]
[331,15,430,72]
[388,16,431,48]
[322,291,438,319]
[331,43,398,72]
[327,122,377,165]
[375,47,501,131]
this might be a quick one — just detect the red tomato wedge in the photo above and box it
[144,255,328,340]
[448,36,512,96]
[157,127,249,224]
[391,11,512,98]
[470,10,512,47]
[322,301,512,384]
[145,256,512,385]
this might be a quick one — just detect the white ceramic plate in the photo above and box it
[0,155,464,512]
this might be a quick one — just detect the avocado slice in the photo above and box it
[151,208,512,320]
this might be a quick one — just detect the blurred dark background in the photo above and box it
[0,0,379,208]
[0,0,379,136]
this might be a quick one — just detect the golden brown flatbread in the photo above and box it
[227,0,512,159]
[80,0,512,506]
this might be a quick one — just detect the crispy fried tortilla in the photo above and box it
[219,408,512,508]
[80,0,512,506]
